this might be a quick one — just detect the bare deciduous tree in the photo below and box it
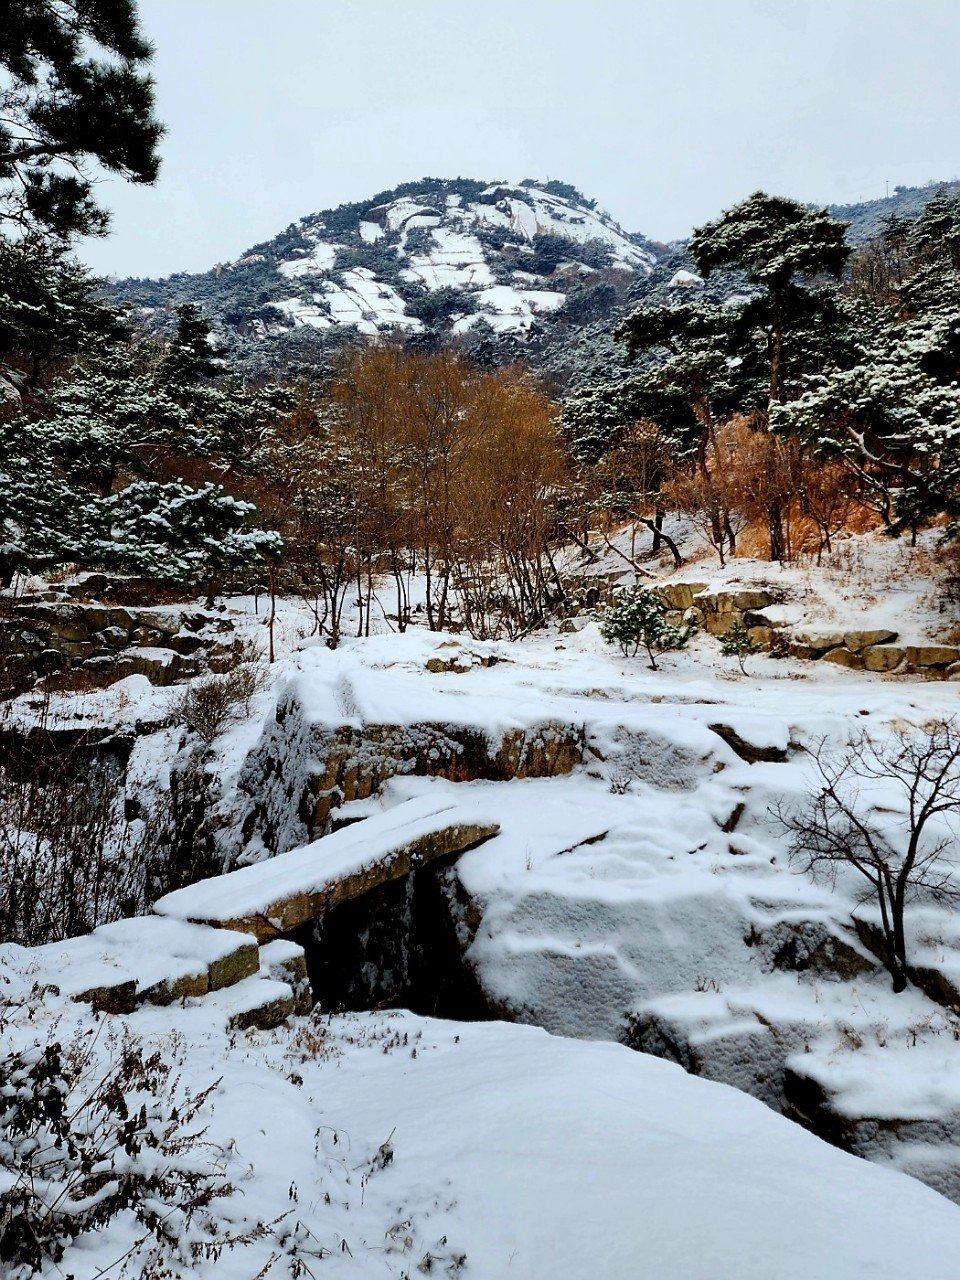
[777,721,960,992]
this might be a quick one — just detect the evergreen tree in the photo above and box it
[156,304,292,463]
[0,307,285,587]
[0,236,125,394]
[774,191,960,537]
[775,296,960,534]
[617,301,763,460]
[102,481,282,587]
[599,583,696,670]
[0,0,162,240]
[720,617,762,674]
[689,193,850,557]
[161,304,227,386]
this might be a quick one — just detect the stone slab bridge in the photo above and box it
[0,796,499,1032]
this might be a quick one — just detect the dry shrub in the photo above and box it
[0,1025,247,1279]
[177,662,267,745]
[0,736,158,946]
[662,417,877,563]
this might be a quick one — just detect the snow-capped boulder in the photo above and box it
[667,268,705,288]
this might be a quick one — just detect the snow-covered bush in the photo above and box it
[0,1027,238,1279]
[102,481,283,589]
[598,584,696,669]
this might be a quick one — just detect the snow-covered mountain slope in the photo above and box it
[111,177,660,352]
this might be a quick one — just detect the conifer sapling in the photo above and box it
[598,583,696,670]
[720,616,763,674]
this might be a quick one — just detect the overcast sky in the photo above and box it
[79,0,960,279]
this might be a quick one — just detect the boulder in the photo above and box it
[822,647,864,670]
[843,628,897,652]
[49,621,90,643]
[154,798,501,942]
[904,645,960,667]
[135,609,180,634]
[75,605,111,629]
[753,919,876,981]
[225,979,296,1032]
[699,589,776,614]
[98,626,130,648]
[747,626,776,649]
[702,612,739,637]
[58,640,96,659]
[207,935,260,990]
[708,722,788,764]
[426,655,474,674]
[115,646,183,685]
[259,938,313,1013]
[793,630,846,652]
[658,582,708,610]
[166,631,208,656]
[863,644,907,672]
[72,976,138,1015]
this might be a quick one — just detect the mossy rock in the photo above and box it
[207,937,260,990]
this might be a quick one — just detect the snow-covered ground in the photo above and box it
[4,982,960,1279]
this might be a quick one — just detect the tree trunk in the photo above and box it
[267,566,277,663]
[768,502,785,563]
[639,518,682,568]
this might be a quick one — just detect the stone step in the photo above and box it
[0,916,261,1013]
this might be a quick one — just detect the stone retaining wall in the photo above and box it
[655,582,960,678]
[0,596,244,691]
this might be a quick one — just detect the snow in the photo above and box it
[400,226,495,290]
[0,916,259,1002]
[372,196,443,233]
[263,182,656,339]
[274,295,334,328]
[668,268,705,288]
[11,530,960,1262]
[324,268,423,334]
[149,574,960,1169]
[278,270,424,334]
[4,992,960,1279]
[475,187,654,268]
[277,239,337,279]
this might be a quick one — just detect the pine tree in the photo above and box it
[161,305,227,387]
[0,309,285,587]
[0,236,125,394]
[598,583,696,670]
[775,194,960,537]
[102,481,282,588]
[720,617,762,674]
[774,295,960,534]
[689,194,850,560]
[0,0,162,240]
